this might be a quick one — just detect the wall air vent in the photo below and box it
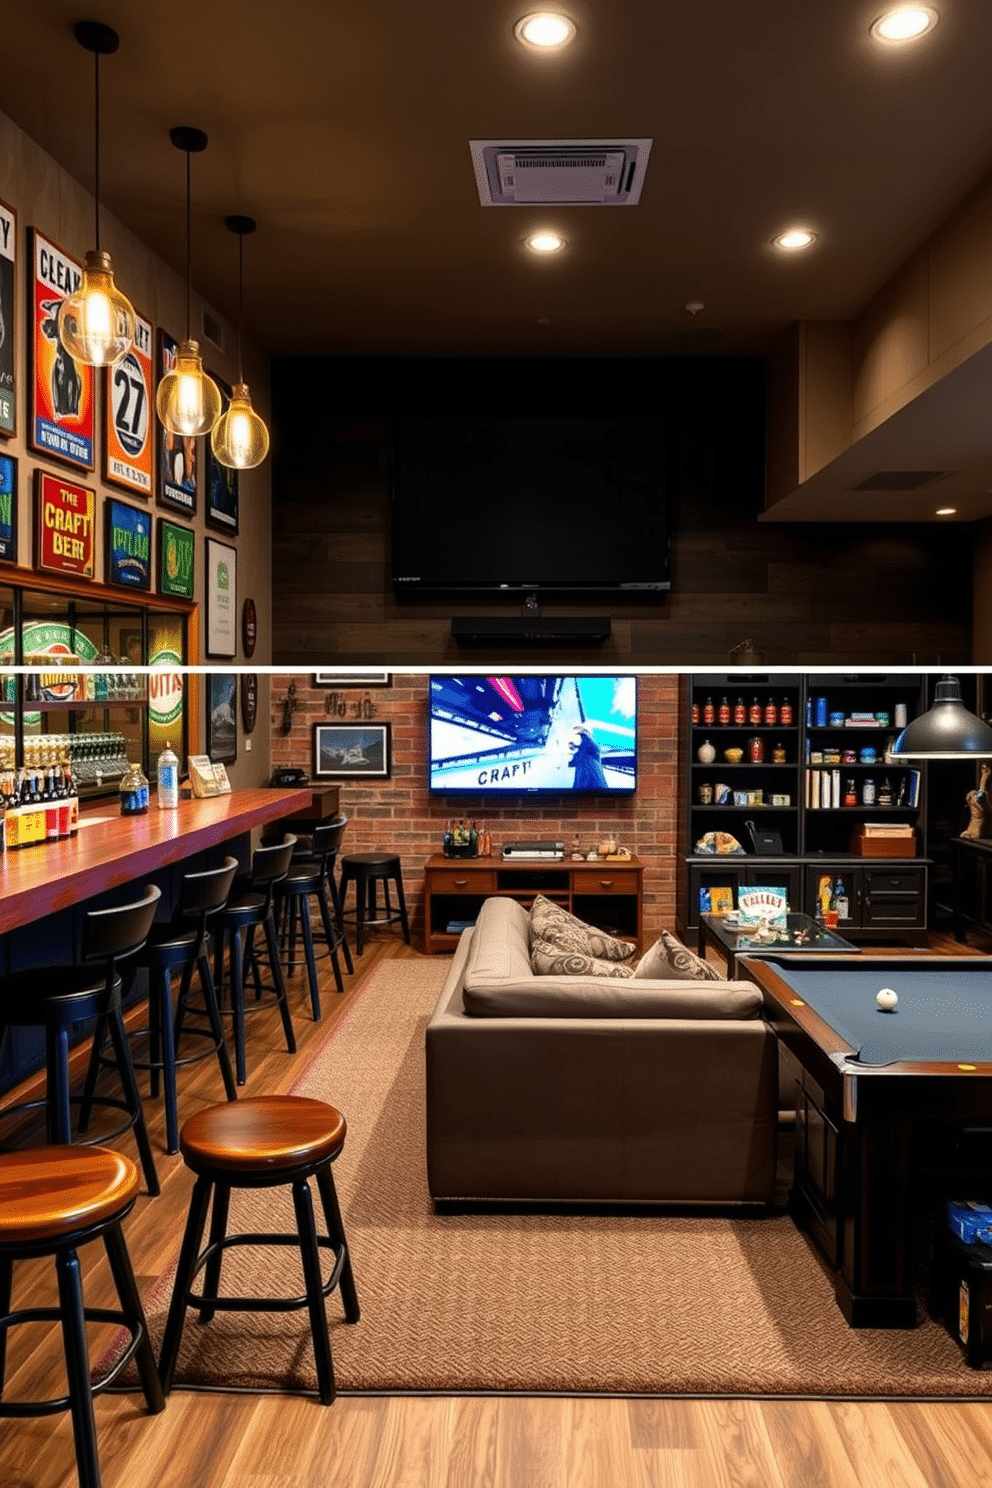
[851,470,954,491]
[470,138,652,206]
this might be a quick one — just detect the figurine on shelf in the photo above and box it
[961,763,992,840]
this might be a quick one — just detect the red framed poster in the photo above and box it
[34,468,95,579]
[0,196,16,438]
[29,228,94,472]
[104,307,153,496]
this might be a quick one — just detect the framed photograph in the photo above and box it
[105,496,152,590]
[156,329,197,515]
[34,468,95,579]
[313,722,391,779]
[205,374,239,534]
[29,228,94,471]
[0,197,17,437]
[157,517,195,599]
[205,536,237,658]
[314,672,391,687]
[104,308,153,496]
[0,451,17,561]
[205,672,238,764]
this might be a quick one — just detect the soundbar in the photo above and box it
[502,840,565,859]
[451,616,611,645]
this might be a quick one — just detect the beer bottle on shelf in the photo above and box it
[734,697,746,725]
[703,696,715,725]
[718,697,730,725]
[764,698,777,726]
[749,696,762,725]
[780,697,794,726]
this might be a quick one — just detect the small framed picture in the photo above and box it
[156,329,197,516]
[205,373,239,534]
[314,671,391,687]
[0,196,17,438]
[104,309,154,496]
[105,496,152,590]
[157,517,195,599]
[205,536,237,658]
[0,451,17,561]
[205,672,238,764]
[313,722,391,779]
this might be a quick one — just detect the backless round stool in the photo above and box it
[0,884,162,1197]
[84,858,240,1156]
[158,1095,360,1405]
[0,1145,165,1488]
[338,851,410,955]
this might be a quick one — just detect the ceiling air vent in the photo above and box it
[470,138,652,206]
[851,470,954,491]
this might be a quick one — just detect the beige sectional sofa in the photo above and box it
[425,896,779,1207]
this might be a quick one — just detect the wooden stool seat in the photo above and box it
[0,1145,137,1244]
[180,1095,347,1175]
[159,1095,360,1405]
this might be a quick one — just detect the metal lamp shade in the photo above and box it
[887,676,992,760]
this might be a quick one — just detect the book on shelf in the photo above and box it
[738,886,788,927]
[708,886,735,914]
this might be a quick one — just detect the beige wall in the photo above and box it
[0,109,273,784]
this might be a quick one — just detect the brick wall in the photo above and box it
[270,672,681,945]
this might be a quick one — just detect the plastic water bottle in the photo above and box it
[157,741,179,809]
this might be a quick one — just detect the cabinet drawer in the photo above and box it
[570,868,639,896]
[429,869,497,895]
[864,868,924,896]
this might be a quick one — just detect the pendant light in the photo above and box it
[886,676,992,759]
[57,20,136,367]
[155,126,222,437]
[211,215,270,469]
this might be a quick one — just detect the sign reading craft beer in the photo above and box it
[34,469,95,579]
[29,229,94,472]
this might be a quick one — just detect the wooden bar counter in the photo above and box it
[0,786,312,936]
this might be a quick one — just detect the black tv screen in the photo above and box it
[429,674,637,794]
[391,416,669,597]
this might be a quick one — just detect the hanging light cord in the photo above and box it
[184,150,192,338]
[236,230,245,382]
[92,46,101,251]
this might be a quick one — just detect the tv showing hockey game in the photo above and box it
[428,675,637,795]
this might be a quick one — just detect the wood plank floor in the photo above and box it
[2,923,991,1488]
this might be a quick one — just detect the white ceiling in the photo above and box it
[1,1,992,519]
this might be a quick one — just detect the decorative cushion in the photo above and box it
[530,937,636,979]
[529,893,636,963]
[635,929,721,981]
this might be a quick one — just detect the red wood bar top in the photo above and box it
[0,787,312,935]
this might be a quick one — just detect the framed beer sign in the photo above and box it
[0,197,16,437]
[105,496,152,590]
[104,308,154,496]
[29,228,94,471]
[0,452,16,561]
[156,329,197,515]
[34,469,95,579]
[157,517,195,599]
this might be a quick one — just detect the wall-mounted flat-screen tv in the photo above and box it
[428,674,637,795]
[392,416,669,598]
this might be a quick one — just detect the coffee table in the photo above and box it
[699,911,859,979]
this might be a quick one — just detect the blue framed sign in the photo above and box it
[0,452,16,561]
[105,496,151,590]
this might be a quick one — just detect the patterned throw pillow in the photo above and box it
[529,893,636,962]
[634,929,721,981]
[530,938,636,979]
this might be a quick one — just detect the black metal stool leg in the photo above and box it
[197,953,237,1102]
[315,885,345,995]
[102,1224,166,1414]
[78,1016,107,1134]
[158,1174,213,1394]
[199,1183,231,1324]
[106,1008,160,1197]
[229,927,248,1087]
[263,913,297,1055]
[154,965,180,1156]
[392,871,411,944]
[354,875,366,955]
[47,1025,74,1145]
[297,895,321,1020]
[315,1163,361,1323]
[291,1176,336,1404]
[328,873,353,975]
[0,1253,11,1386]
[55,1246,102,1488]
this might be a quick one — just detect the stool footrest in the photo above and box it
[0,1305,149,1417]
[186,1230,347,1314]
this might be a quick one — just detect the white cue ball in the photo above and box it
[876,988,898,1012]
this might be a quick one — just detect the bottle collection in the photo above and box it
[442,819,491,858]
[692,695,794,728]
[1,755,79,848]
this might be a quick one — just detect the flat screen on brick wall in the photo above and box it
[428,675,637,795]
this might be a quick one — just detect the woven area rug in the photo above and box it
[135,958,992,1399]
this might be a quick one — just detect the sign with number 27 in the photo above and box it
[103,308,153,497]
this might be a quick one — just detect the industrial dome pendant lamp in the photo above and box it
[155,126,222,437]
[211,215,270,469]
[57,20,137,367]
[887,675,992,759]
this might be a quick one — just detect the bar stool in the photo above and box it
[275,821,352,1019]
[84,858,240,1156]
[0,884,162,1197]
[338,851,410,955]
[158,1095,360,1405]
[212,837,297,1087]
[0,1144,165,1488]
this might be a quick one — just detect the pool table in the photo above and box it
[740,954,992,1328]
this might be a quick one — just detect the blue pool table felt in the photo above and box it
[763,961,992,1067]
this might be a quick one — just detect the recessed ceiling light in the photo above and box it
[870,5,938,43]
[935,506,957,516]
[773,228,817,251]
[514,12,577,50]
[526,230,566,254]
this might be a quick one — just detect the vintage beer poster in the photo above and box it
[34,469,95,578]
[0,198,16,437]
[29,229,94,471]
[105,495,152,590]
[104,308,153,495]
[156,328,197,515]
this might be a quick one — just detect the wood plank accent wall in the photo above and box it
[270,358,971,667]
[269,672,681,941]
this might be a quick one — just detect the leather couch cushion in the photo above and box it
[461,975,765,1020]
[529,893,636,962]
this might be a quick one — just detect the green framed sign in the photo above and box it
[157,517,195,599]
